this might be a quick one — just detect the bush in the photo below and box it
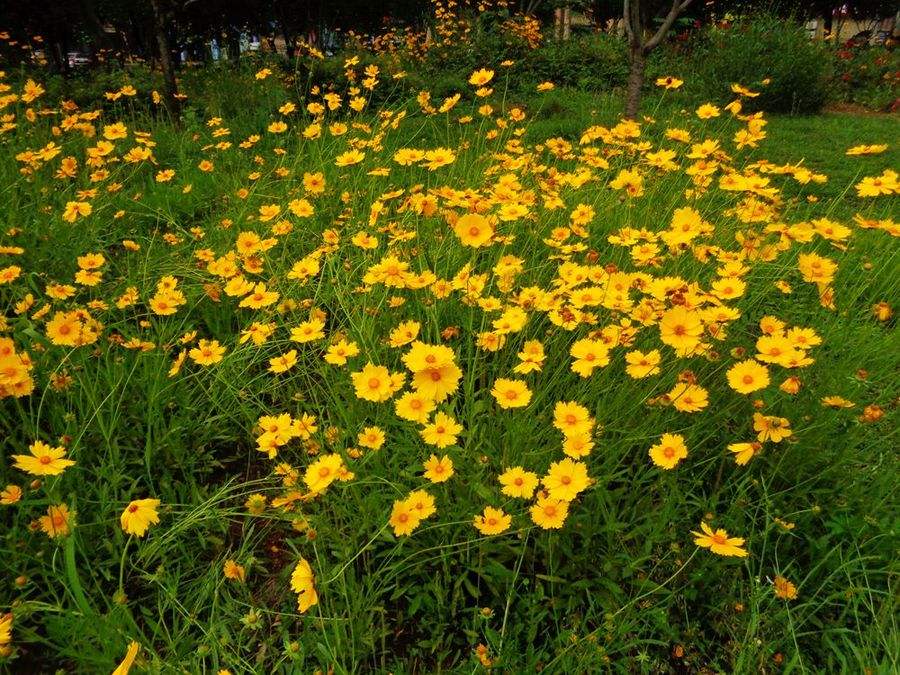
[831,44,899,111]
[524,34,628,92]
[685,14,832,114]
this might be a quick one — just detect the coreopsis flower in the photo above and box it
[753,413,792,443]
[490,378,532,409]
[655,76,683,89]
[667,382,709,413]
[569,339,610,377]
[111,641,141,675]
[453,213,494,248]
[553,401,593,437]
[845,144,887,156]
[726,360,770,394]
[389,498,421,536]
[530,495,569,530]
[542,459,590,501]
[39,503,73,538]
[324,339,360,366]
[420,412,462,448]
[356,427,385,450]
[423,454,454,483]
[239,283,279,309]
[268,350,298,374]
[394,391,435,424]
[290,558,318,612]
[855,169,898,197]
[335,150,365,167]
[649,433,688,470]
[468,69,494,86]
[625,349,661,378]
[659,307,704,352]
[728,441,762,466]
[1,485,22,505]
[351,363,397,402]
[62,200,92,222]
[696,103,721,120]
[473,507,511,535]
[223,559,246,582]
[692,522,748,557]
[773,575,798,600]
[12,440,75,476]
[120,498,161,537]
[304,454,345,494]
[189,339,225,366]
[1,613,13,656]
[498,466,539,499]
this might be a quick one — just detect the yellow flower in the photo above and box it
[498,467,539,499]
[189,339,225,366]
[753,413,792,443]
[659,306,704,352]
[696,103,721,120]
[394,390,435,423]
[569,338,610,377]
[304,454,345,493]
[223,559,246,582]
[728,441,761,466]
[667,382,709,413]
[111,641,141,675]
[291,558,319,612]
[389,499,422,536]
[1,484,22,505]
[468,68,494,86]
[726,360,770,394]
[473,506,511,535]
[542,458,590,501]
[358,426,385,450]
[423,454,454,483]
[691,522,748,557]
[553,401,593,437]
[120,498,161,537]
[530,495,569,530]
[625,349,661,378]
[649,433,688,470]
[12,440,75,476]
[453,213,494,248]
[420,412,463,449]
[39,503,73,538]
[268,350,297,374]
[773,575,798,600]
[490,378,532,409]
[351,363,396,402]
[335,150,365,167]
[655,76,683,89]
[62,200,93,224]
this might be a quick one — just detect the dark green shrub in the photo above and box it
[686,14,832,114]
[524,34,628,92]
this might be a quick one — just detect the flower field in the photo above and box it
[0,60,898,672]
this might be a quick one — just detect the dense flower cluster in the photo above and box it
[0,50,895,668]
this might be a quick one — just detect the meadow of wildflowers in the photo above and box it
[0,39,898,673]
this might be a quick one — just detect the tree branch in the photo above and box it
[644,0,694,52]
[623,0,644,49]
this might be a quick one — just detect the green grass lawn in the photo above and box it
[0,70,898,674]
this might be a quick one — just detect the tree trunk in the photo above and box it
[624,46,644,119]
[148,0,180,118]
